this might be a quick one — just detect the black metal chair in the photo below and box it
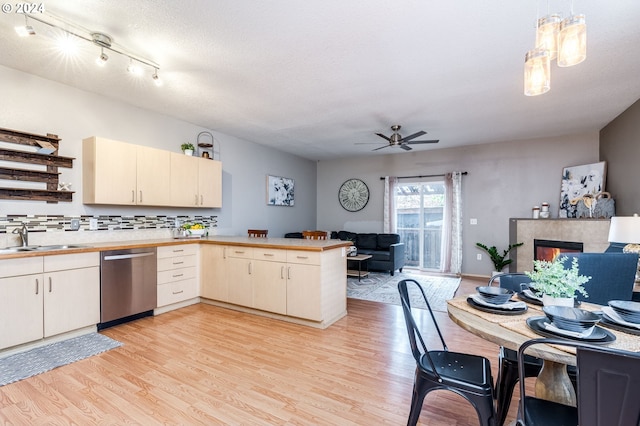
[489,273,578,425]
[398,279,496,426]
[516,338,640,426]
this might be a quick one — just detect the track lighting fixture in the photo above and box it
[96,47,108,66]
[152,69,162,86]
[16,12,162,86]
[15,14,35,36]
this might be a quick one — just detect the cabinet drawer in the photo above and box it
[44,252,99,272]
[157,244,198,259]
[157,278,198,307]
[226,246,254,259]
[0,257,43,278]
[157,266,197,285]
[254,248,286,262]
[157,255,197,271]
[286,250,321,265]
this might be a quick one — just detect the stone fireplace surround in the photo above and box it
[509,218,611,273]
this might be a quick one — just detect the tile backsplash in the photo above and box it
[0,214,217,248]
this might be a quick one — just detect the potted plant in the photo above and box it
[525,256,591,306]
[476,242,524,274]
[181,143,195,156]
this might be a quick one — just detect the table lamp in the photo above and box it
[608,214,640,281]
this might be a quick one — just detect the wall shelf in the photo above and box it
[0,127,73,203]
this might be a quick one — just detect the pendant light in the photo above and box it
[557,14,586,67]
[524,48,550,96]
[536,14,561,60]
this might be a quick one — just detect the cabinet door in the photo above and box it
[137,145,171,206]
[198,158,222,208]
[286,263,322,320]
[0,274,43,349]
[226,257,253,307]
[83,137,137,205]
[43,267,100,338]
[201,245,228,301]
[252,260,287,314]
[170,152,199,207]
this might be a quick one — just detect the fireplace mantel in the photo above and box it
[509,218,611,272]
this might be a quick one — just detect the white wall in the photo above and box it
[0,65,316,237]
[317,133,600,276]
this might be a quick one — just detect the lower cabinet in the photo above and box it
[226,247,254,307]
[201,245,228,301]
[285,251,321,320]
[157,244,199,308]
[0,253,100,350]
[252,249,288,315]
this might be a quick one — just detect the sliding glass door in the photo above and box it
[395,181,445,271]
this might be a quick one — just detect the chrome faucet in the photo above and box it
[12,223,28,247]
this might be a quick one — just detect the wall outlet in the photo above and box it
[477,253,482,260]
[70,218,80,231]
[89,218,98,231]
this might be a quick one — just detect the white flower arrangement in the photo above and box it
[525,256,591,299]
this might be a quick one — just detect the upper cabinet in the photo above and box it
[83,136,221,208]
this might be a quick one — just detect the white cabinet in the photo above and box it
[0,258,43,349]
[201,245,228,301]
[83,137,172,207]
[157,245,199,308]
[252,248,287,315]
[0,253,100,350]
[170,153,222,208]
[199,242,347,327]
[43,253,100,338]
[286,251,322,320]
[226,247,254,307]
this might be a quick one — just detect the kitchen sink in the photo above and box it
[33,244,90,251]
[0,244,90,254]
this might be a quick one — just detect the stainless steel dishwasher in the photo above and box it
[99,247,157,328]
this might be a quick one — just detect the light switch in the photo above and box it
[470,218,478,225]
[70,219,80,230]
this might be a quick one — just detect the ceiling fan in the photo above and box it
[359,125,439,151]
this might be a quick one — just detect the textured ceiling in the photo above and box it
[1,1,639,160]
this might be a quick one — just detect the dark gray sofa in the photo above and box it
[332,231,405,276]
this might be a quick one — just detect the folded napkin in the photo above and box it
[470,294,527,310]
[543,321,594,338]
[522,289,542,302]
[602,306,640,329]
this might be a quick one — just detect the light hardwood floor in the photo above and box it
[0,275,521,425]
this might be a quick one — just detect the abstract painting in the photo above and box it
[267,175,294,206]
[559,161,606,218]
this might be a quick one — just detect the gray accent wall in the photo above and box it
[317,133,599,276]
[600,98,640,215]
[0,65,317,238]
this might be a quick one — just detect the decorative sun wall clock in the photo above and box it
[338,178,369,212]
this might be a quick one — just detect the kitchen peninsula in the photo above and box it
[0,235,352,355]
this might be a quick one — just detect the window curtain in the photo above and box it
[383,176,398,233]
[442,172,463,274]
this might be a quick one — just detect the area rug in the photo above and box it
[0,333,122,386]
[347,272,461,312]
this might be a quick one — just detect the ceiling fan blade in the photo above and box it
[400,144,412,151]
[399,131,426,142]
[372,145,391,151]
[406,139,440,145]
[375,132,392,142]
[355,142,388,145]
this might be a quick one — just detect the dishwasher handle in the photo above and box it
[103,252,156,261]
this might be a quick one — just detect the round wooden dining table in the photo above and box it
[446,295,639,407]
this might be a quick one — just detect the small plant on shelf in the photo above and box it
[475,242,524,273]
[181,143,195,154]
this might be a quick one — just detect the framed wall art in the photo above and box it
[558,161,606,218]
[267,175,294,206]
